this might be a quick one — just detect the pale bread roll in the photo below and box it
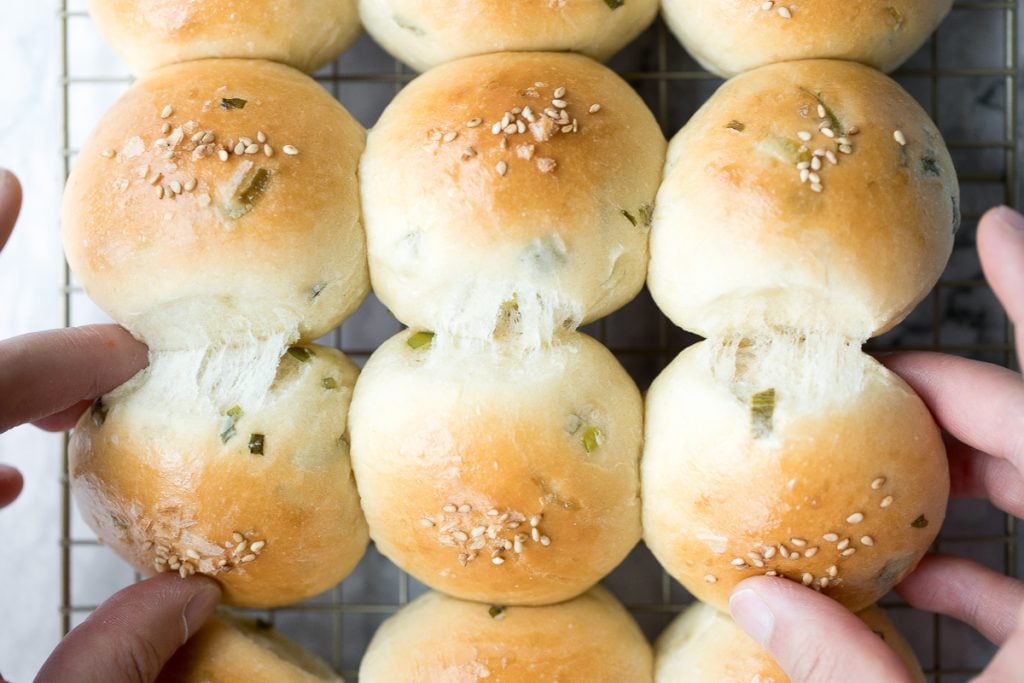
[648,60,957,340]
[69,344,368,608]
[361,52,665,344]
[87,0,361,75]
[358,0,658,72]
[663,0,953,77]
[360,587,653,682]
[349,330,643,605]
[642,338,948,613]
[654,601,925,683]
[62,59,368,350]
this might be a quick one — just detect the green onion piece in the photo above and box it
[920,155,941,177]
[751,388,776,438]
[91,398,108,427]
[582,426,604,453]
[799,88,845,136]
[225,167,273,220]
[620,209,637,227]
[637,204,654,229]
[248,433,265,455]
[726,120,746,132]
[322,377,338,390]
[220,405,243,443]
[886,6,904,30]
[603,0,625,8]
[488,605,506,619]
[220,97,247,110]
[911,515,929,529]
[288,346,314,363]
[565,414,584,435]
[757,135,812,165]
[311,281,326,298]
[407,331,435,350]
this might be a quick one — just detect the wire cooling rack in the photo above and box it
[57,1,1019,680]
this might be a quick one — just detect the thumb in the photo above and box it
[729,577,914,683]
[36,574,221,683]
[979,599,1024,681]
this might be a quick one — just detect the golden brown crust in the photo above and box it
[360,587,653,682]
[362,52,665,337]
[358,0,658,71]
[69,345,368,608]
[649,60,957,339]
[663,0,953,77]
[642,340,948,613]
[654,602,925,683]
[349,331,643,605]
[88,0,361,74]
[62,59,368,349]
[158,614,342,683]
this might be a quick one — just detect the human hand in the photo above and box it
[0,169,221,682]
[727,205,1024,682]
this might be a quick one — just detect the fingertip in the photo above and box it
[0,464,23,508]
[182,576,222,642]
[729,584,775,646]
[980,205,1024,238]
[0,168,21,250]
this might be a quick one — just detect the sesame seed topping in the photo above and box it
[282,144,299,155]
[241,554,256,563]
[827,565,838,577]
[245,143,259,154]
[218,149,229,162]
[539,535,551,546]
[804,547,819,558]
[811,183,823,193]
[588,104,602,114]
[492,556,505,565]
[161,122,171,135]
[184,178,197,192]
[101,148,115,158]
[839,144,853,154]
[819,577,830,588]
[458,504,472,513]
[826,150,839,165]
[170,180,182,194]
[790,538,807,547]
[823,533,839,542]
[846,512,865,524]
[496,161,508,177]
[551,99,568,109]
[531,527,540,542]
[452,531,469,542]
[233,142,245,155]
[765,570,778,576]
[821,127,835,138]
[487,509,499,517]
[763,546,776,559]
[894,130,907,146]
[264,144,274,157]
[530,515,542,527]
[160,105,174,119]
[871,477,886,490]
[800,169,811,183]
[860,536,874,546]
[443,504,457,513]
[811,156,822,171]
[443,131,458,143]
[536,157,557,173]
[731,557,746,566]
[837,538,850,551]
[817,104,827,119]
[797,131,812,141]
[778,6,792,18]
[841,548,857,557]
[848,126,860,135]
[802,573,813,585]
[466,118,483,128]
[155,186,164,199]
[705,574,717,583]
[880,495,894,508]
[553,86,567,99]
[142,540,154,550]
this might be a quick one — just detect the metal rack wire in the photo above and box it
[57,2,1019,679]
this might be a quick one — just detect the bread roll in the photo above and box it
[158,613,342,683]
[62,59,368,350]
[361,52,665,344]
[648,60,958,340]
[358,0,658,72]
[662,0,953,77]
[349,330,643,605]
[87,0,361,75]
[654,601,925,682]
[360,587,653,682]
[642,338,948,613]
[69,343,368,608]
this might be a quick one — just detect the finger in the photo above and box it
[36,574,220,683]
[945,437,1024,515]
[0,169,22,252]
[978,206,1024,355]
[978,600,1024,682]
[881,352,1024,473]
[32,399,94,433]
[0,465,23,508]
[896,554,1024,645]
[0,324,148,434]
[729,577,915,683]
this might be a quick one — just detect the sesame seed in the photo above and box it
[846,512,865,524]
[808,172,821,184]
[232,142,244,155]
[202,132,215,144]
[241,554,256,563]
[536,157,557,173]
[821,127,836,139]
[155,186,164,199]
[871,477,886,490]
[894,130,907,146]
[170,180,182,194]
[179,565,189,578]
[826,150,839,165]
[282,144,299,155]
[731,557,747,566]
[148,172,162,185]
[496,161,508,177]
[516,120,526,134]
[819,577,830,588]
[813,148,826,157]
[458,504,472,513]
[800,169,811,183]
[811,156,822,171]
[748,552,763,562]
[705,574,718,583]
[837,538,851,550]
[234,541,247,555]
[802,573,813,585]
[589,104,601,114]
[841,548,857,557]
[797,161,810,171]
[762,1,774,9]
[763,547,777,559]
[492,556,505,565]
[185,549,200,560]
[552,99,568,109]
[847,126,860,135]
[142,541,154,550]
[161,122,172,135]
[513,539,524,554]
[804,547,819,558]
[466,118,483,128]
[811,183,823,193]
[160,105,174,119]
[837,136,851,146]
[217,149,229,162]
[443,504,457,513]
[790,538,807,547]
[765,569,778,577]
[797,131,812,142]
[452,531,469,542]
[530,515,542,527]
[839,144,853,154]
[860,536,875,546]
[553,86,566,99]
[540,535,551,546]
[823,533,839,542]
[778,6,792,18]
[817,104,827,119]
[184,177,197,192]
[499,137,508,150]
[443,131,458,143]
[487,509,499,517]
[245,143,259,154]
[101,148,115,158]
[880,495,894,508]
[827,565,838,577]
[531,527,540,542]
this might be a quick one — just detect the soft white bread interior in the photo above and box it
[157,612,343,683]
[62,58,368,351]
[358,0,658,72]
[69,343,368,608]
[654,601,925,683]
[349,329,643,605]
[648,59,957,340]
[662,0,953,77]
[87,0,361,75]
[361,51,665,345]
[359,586,653,682]
[642,337,948,613]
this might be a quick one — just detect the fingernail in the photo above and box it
[730,588,775,646]
[992,206,1024,235]
[181,581,221,643]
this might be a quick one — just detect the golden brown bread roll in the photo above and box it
[358,0,658,72]
[361,51,665,343]
[648,59,958,340]
[654,601,925,682]
[642,338,948,613]
[662,0,953,77]
[69,344,368,608]
[87,0,361,75]
[360,587,653,682]
[349,330,643,605]
[158,613,342,683]
[62,59,368,351]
